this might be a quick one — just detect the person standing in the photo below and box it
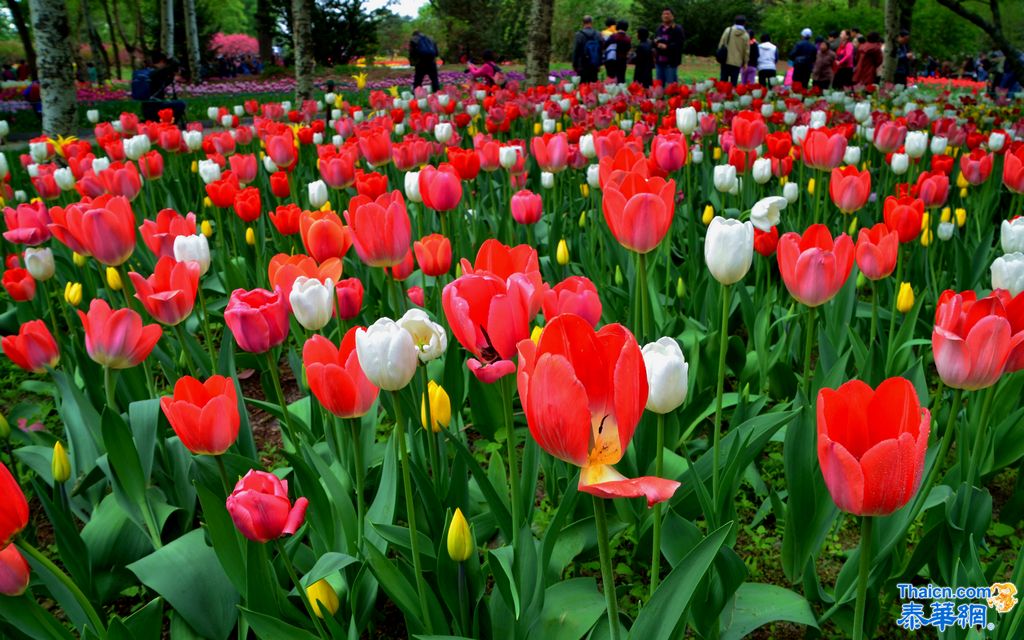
[601,17,618,80]
[654,9,685,86]
[833,30,854,89]
[894,29,914,85]
[607,21,632,82]
[573,16,602,84]
[409,30,440,92]
[789,28,817,88]
[756,33,778,87]
[632,27,655,88]
[811,38,836,88]
[852,32,882,85]
[741,31,759,85]
[716,15,749,86]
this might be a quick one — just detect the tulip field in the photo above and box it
[1,78,1023,640]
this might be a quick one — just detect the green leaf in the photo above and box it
[238,608,318,640]
[538,578,605,639]
[100,409,150,523]
[304,552,359,585]
[0,594,75,640]
[630,522,733,640]
[195,483,247,595]
[51,370,102,477]
[362,541,424,631]
[128,529,240,640]
[122,597,165,640]
[488,545,520,619]
[719,583,819,640]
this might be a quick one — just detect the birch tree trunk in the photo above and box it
[523,0,555,86]
[28,0,77,136]
[5,0,37,80]
[881,0,899,83]
[161,0,175,57]
[292,0,315,101]
[183,0,201,82]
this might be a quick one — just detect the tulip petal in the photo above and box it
[579,464,680,507]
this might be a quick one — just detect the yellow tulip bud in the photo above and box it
[578,210,586,228]
[920,227,933,247]
[845,216,857,236]
[614,265,623,286]
[807,178,815,195]
[203,196,213,208]
[959,187,968,199]
[713,147,722,160]
[190,160,198,173]
[246,227,256,246]
[946,145,954,156]
[0,413,9,440]
[556,239,569,266]
[106,267,122,291]
[676,277,685,299]
[447,508,473,562]
[531,325,543,344]
[896,282,914,313]
[201,220,214,237]
[420,381,451,433]
[955,208,967,227]
[305,579,339,618]
[533,122,542,135]
[956,172,969,189]
[702,204,714,226]
[921,212,930,230]
[580,183,589,198]
[64,282,82,306]
[940,207,951,223]
[779,175,788,186]
[72,251,87,267]
[52,442,70,483]
[556,122,563,133]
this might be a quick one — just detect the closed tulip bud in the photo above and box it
[447,508,473,562]
[198,159,222,184]
[580,183,589,198]
[705,217,754,285]
[201,220,214,236]
[0,544,29,596]
[904,131,928,158]
[676,106,697,134]
[0,153,7,180]
[991,253,1024,296]
[106,267,122,291]
[938,221,954,241]
[614,265,623,285]
[713,164,737,193]
[174,234,211,275]
[0,414,8,439]
[556,239,569,265]
[920,227,933,247]
[541,171,555,190]
[713,147,722,161]
[930,136,948,156]
[578,210,586,228]
[64,282,82,306]
[752,158,772,184]
[676,277,684,298]
[54,167,75,191]
[955,208,966,227]
[940,207,951,223]
[579,134,596,159]
[355,317,419,390]
[702,204,714,225]
[73,251,87,267]
[245,227,255,246]
[691,147,703,164]
[642,337,688,414]
[434,122,453,143]
[24,247,54,281]
[956,171,969,189]
[420,380,451,432]
[52,442,70,483]
[499,145,519,169]
[531,325,543,344]
[843,146,862,166]
[891,153,909,175]
[263,155,279,173]
[404,171,422,203]
[895,282,914,312]
[190,160,198,173]
[306,579,339,618]
[290,277,335,331]
[856,271,867,289]
[586,164,600,188]
[807,178,816,195]
[848,216,859,236]
[86,109,100,123]
[308,180,328,209]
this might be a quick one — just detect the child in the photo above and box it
[632,27,654,88]
[467,51,501,86]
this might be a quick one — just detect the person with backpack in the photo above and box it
[716,15,749,86]
[788,28,817,88]
[606,20,632,83]
[572,16,602,83]
[756,33,778,87]
[632,27,655,88]
[654,9,685,86]
[741,31,759,85]
[409,30,440,92]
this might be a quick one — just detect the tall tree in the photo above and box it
[100,0,122,79]
[184,0,202,81]
[28,0,77,136]
[81,0,112,82]
[936,0,1023,85]
[161,0,175,56]
[881,0,899,82]
[5,0,37,79]
[523,0,554,86]
[292,0,314,100]
[255,0,276,62]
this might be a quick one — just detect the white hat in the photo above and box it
[801,28,813,38]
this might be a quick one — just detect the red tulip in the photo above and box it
[3,202,51,246]
[387,248,416,281]
[602,171,675,254]
[233,186,262,223]
[598,146,648,189]
[266,132,297,169]
[459,239,544,315]
[354,170,388,200]
[731,111,767,152]
[959,149,993,186]
[753,226,779,257]
[855,224,899,281]
[268,253,342,308]
[226,470,309,543]
[2,268,35,302]
[419,163,463,212]
[335,278,364,320]
[49,194,137,266]
[802,128,848,170]
[650,133,688,173]
[129,256,200,326]
[413,233,452,277]
[78,299,162,368]
[160,375,240,455]
[991,289,1024,373]
[99,162,143,200]
[1003,146,1024,194]
[269,203,302,235]
[2,320,59,373]
[542,276,602,327]
[31,174,60,200]
[319,150,357,189]
[0,544,29,596]
[516,314,679,506]
[510,189,543,225]
[138,150,164,180]
[229,153,258,184]
[829,166,871,214]
[446,147,481,180]
[765,131,792,159]
[817,377,930,515]
[269,172,291,198]
[883,196,925,244]
[777,224,855,307]
[344,190,411,267]
[930,154,954,176]
[357,127,393,167]
[407,285,424,306]
[914,171,949,209]
[932,290,1013,390]
[0,462,28,546]
[530,133,570,173]
[300,209,352,263]
[206,174,240,208]
[873,120,907,154]
[303,330,379,418]
[139,208,197,259]
[224,288,290,353]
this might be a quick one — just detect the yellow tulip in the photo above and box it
[956,172,969,189]
[106,267,122,291]
[921,212,930,230]
[955,207,967,227]
[807,178,816,195]
[779,175,788,185]
[447,508,473,562]
[702,204,714,226]
[920,227,933,247]
[0,413,8,439]
[959,187,968,199]
[578,211,586,228]
[305,579,340,618]
[201,220,214,237]
[556,239,569,265]
[556,122,563,133]
[246,227,256,246]
[72,251,87,267]
[353,72,368,90]
[52,442,70,483]
[531,325,543,344]
[420,381,451,433]
[940,207,951,223]
[64,282,83,306]
[190,160,198,173]
[896,282,914,313]
[533,122,542,135]
[388,85,400,98]
[579,183,589,198]
[713,147,722,160]
[203,196,213,208]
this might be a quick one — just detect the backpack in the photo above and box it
[584,33,602,68]
[415,36,438,59]
[605,40,618,62]
[131,68,154,100]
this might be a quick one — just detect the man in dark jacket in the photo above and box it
[410,30,440,92]
[789,28,817,88]
[606,20,632,83]
[633,27,655,87]
[894,29,914,85]
[572,16,602,83]
[654,8,685,85]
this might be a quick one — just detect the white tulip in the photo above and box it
[198,159,222,184]
[174,234,211,275]
[404,171,423,203]
[263,155,279,173]
[854,102,871,123]
[183,130,203,151]
[542,118,556,134]
[325,92,337,105]
[0,120,8,138]
[14,190,26,202]
[499,145,519,169]
[29,141,48,163]
[691,147,704,164]
[760,104,774,118]
[24,247,54,281]
[233,105,245,117]
[809,110,827,129]
[434,122,453,143]
[642,337,689,414]
[86,109,100,124]
[220,114,234,128]
[989,132,1006,152]
[904,131,928,158]
[991,253,1024,296]
[843,146,862,166]
[579,134,596,159]
[783,181,799,203]
[394,123,406,136]
[438,94,450,108]
[783,111,797,126]
[207,107,220,120]
[331,134,343,147]
[308,180,328,209]
[123,134,150,161]
[474,89,487,101]
[466,104,480,117]
[750,196,787,232]
[355,317,419,391]
[290,277,335,331]
[705,217,754,285]
[587,164,600,189]
[0,153,8,180]
[713,164,737,193]
[1001,218,1024,254]
[676,107,697,134]
[396,308,447,363]
[930,135,948,156]
[353,109,365,123]
[752,158,772,185]
[891,153,909,175]
[26,163,38,178]
[791,125,808,146]
[937,221,955,241]
[53,167,75,191]
[541,171,555,189]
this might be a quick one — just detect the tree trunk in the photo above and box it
[897,0,916,33]
[881,0,899,83]
[160,0,174,57]
[100,0,122,79]
[935,0,1024,87]
[5,0,38,80]
[28,0,77,136]
[183,0,201,82]
[523,0,555,86]
[292,0,314,101]
[256,0,274,63]
[112,0,139,70]
[81,0,111,82]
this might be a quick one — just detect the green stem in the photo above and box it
[593,496,621,640]
[421,368,440,491]
[392,391,433,632]
[104,366,118,413]
[173,323,198,377]
[116,264,134,310]
[17,539,106,636]
[266,351,297,447]
[275,540,330,640]
[868,283,879,378]
[215,454,232,496]
[905,387,961,522]
[803,306,816,400]
[712,284,731,515]
[852,516,874,640]
[198,286,217,369]
[637,252,651,342]
[349,418,365,548]
[457,563,469,636]
[650,413,665,597]
[965,385,997,487]
[885,251,903,375]
[500,375,521,543]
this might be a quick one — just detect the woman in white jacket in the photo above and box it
[756,34,778,87]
